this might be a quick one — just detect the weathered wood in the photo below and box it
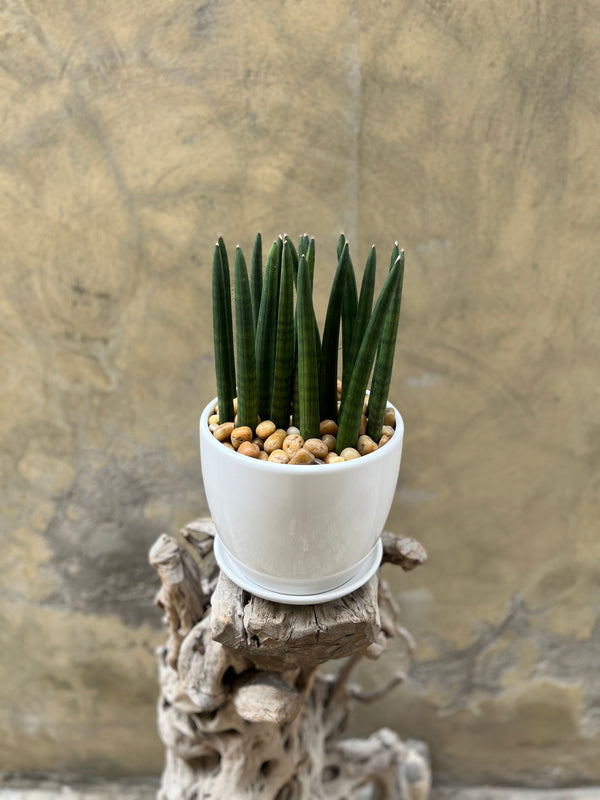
[211,570,381,670]
[152,518,432,800]
[233,671,304,724]
[149,519,219,668]
[177,615,252,712]
[381,531,428,570]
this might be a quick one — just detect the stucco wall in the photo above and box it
[1,0,599,786]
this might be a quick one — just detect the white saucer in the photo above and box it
[213,536,383,605]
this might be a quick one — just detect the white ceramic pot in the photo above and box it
[199,397,404,601]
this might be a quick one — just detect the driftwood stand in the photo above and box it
[150,518,431,800]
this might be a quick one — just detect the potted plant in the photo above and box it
[200,232,405,603]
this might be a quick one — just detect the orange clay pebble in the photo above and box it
[289,448,315,465]
[321,434,336,452]
[214,422,234,442]
[258,451,269,461]
[208,413,220,426]
[324,452,344,464]
[357,435,378,456]
[378,425,395,447]
[252,436,264,450]
[238,441,260,458]
[221,441,235,450]
[319,419,338,436]
[384,407,396,427]
[286,425,300,435]
[337,379,342,399]
[282,433,304,458]
[231,426,253,449]
[264,429,287,454]
[268,448,289,464]
[209,422,219,433]
[359,414,368,436]
[256,420,276,439]
[304,438,328,459]
[340,447,361,461]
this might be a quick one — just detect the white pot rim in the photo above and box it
[200,396,404,475]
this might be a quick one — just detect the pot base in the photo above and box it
[213,536,383,605]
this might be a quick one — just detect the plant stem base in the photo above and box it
[213,534,383,604]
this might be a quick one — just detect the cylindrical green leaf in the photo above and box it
[234,246,259,429]
[306,237,320,358]
[341,253,358,403]
[367,251,405,441]
[336,257,402,453]
[390,241,400,270]
[291,356,300,427]
[250,232,263,334]
[217,236,235,383]
[212,242,235,423]
[306,237,315,286]
[284,234,299,289]
[296,254,320,440]
[298,234,309,261]
[343,245,376,405]
[271,241,295,429]
[255,240,281,420]
[292,237,320,425]
[318,242,350,421]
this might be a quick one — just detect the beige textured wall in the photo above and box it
[1,0,599,786]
